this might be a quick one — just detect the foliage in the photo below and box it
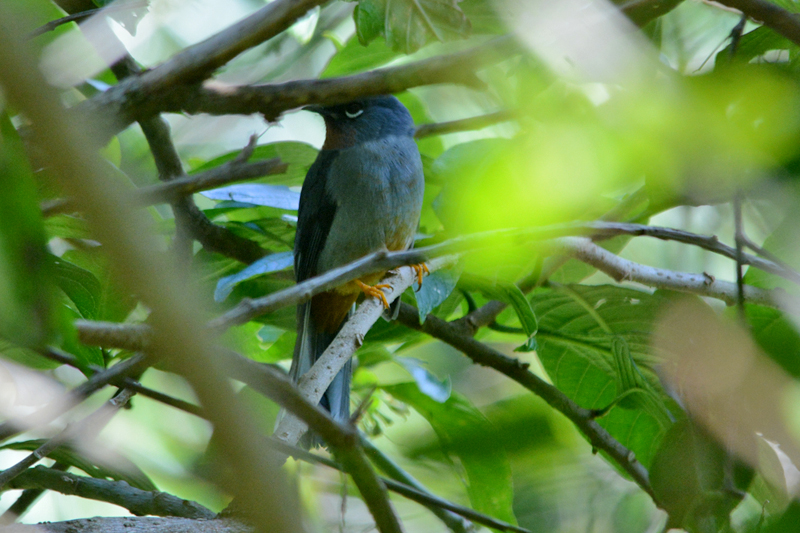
[2,0,800,532]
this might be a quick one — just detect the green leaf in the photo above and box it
[0,112,55,346]
[531,285,680,469]
[650,419,752,531]
[459,273,538,351]
[355,0,471,53]
[190,142,317,188]
[201,184,300,211]
[395,357,451,402]
[413,266,460,322]
[322,36,400,78]
[51,256,102,320]
[214,251,294,302]
[716,27,794,69]
[385,382,517,526]
[0,439,157,491]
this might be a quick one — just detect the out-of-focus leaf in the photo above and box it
[385,382,517,525]
[650,419,752,531]
[93,0,150,36]
[322,36,400,78]
[354,0,471,53]
[531,285,680,469]
[51,255,102,320]
[414,266,460,322]
[459,273,537,351]
[61,250,136,323]
[716,27,794,69]
[190,142,317,188]
[202,184,300,211]
[0,113,55,346]
[58,306,104,368]
[44,215,91,240]
[214,251,294,302]
[0,439,157,491]
[0,339,59,370]
[396,357,451,402]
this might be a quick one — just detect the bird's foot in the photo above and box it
[356,280,391,308]
[412,263,430,290]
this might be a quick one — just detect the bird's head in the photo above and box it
[304,96,415,150]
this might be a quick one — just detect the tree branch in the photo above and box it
[4,467,215,520]
[74,37,516,143]
[0,517,248,533]
[713,0,800,48]
[393,303,658,503]
[413,110,515,138]
[273,255,457,446]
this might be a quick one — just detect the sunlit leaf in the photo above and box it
[355,0,471,53]
[202,184,300,211]
[214,251,294,302]
[396,357,451,402]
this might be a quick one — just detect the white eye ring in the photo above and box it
[345,109,364,119]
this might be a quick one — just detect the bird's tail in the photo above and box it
[290,301,352,424]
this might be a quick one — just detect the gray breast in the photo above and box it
[317,136,424,273]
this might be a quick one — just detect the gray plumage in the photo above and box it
[289,96,424,441]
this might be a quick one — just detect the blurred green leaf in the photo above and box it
[51,255,102,320]
[354,0,471,53]
[385,382,517,525]
[0,439,157,491]
[650,419,752,532]
[0,113,55,346]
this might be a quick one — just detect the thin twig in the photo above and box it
[41,158,287,218]
[713,0,800,48]
[28,1,150,38]
[733,191,747,321]
[0,355,147,444]
[414,110,515,138]
[39,347,205,418]
[0,389,135,489]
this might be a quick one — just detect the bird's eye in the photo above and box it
[344,103,364,119]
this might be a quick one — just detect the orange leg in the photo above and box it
[356,280,391,309]
[412,263,430,289]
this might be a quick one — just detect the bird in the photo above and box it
[290,95,425,434]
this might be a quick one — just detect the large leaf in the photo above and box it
[385,382,517,525]
[531,285,681,469]
[51,255,102,320]
[413,265,460,322]
[355,0,471,53]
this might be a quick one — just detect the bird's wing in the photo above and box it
[294,150,339,282]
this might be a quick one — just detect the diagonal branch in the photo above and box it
[273,255,457,446]
[74,37,516,143]
[393,302,658,503]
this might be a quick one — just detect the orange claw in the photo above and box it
[412,263,430,289]
[356,280,391,309]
